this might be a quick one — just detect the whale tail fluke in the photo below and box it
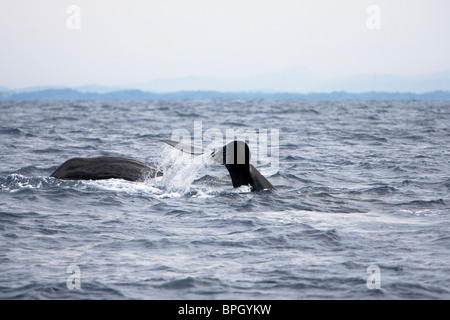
[162,139,275,192]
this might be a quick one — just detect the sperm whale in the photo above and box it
[51,140,274,191]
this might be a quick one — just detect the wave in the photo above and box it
[154,276,227,296]
[349,185,398,196]
[0,281,124,300]
[31,148,63,154]
[0,127,23,135]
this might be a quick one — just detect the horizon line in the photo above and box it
[2,88,450,101]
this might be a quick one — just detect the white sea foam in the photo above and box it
[82,178,162,195]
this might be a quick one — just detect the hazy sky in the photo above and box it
[1,0,450,89]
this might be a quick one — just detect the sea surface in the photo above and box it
[0,99,449,299]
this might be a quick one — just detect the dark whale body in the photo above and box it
[51,141,274,192]
[51,156,163,182]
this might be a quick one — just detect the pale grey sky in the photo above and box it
[1,0,449,89]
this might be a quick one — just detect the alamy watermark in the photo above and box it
[66,5,81,30]
[366,265,381,290]
[366,5,381,30]
[169,121,280,175]
[66,264,81,290]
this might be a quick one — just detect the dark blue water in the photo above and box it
[1,99,449,299]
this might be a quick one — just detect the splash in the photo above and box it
[152,145,214,195]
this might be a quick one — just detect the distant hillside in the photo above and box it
[1,88,450,101]
[2,69,450,96]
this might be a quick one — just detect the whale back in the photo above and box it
[51,156,162,181]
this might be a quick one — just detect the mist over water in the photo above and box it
[0,99,449,299]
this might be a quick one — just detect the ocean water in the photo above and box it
[0,99,449,299]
